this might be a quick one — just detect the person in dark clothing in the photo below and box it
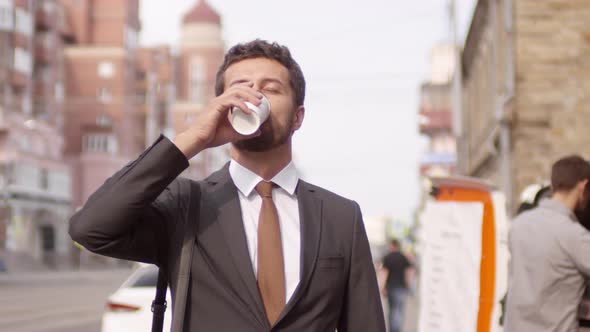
[381,239,413,332]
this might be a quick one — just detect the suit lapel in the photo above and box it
[274,180,323,326]
[201,166,268,328]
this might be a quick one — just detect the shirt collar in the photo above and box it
[539,198,579,222]
[229,160,299,197]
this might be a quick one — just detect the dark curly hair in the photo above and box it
[214,39,306,107]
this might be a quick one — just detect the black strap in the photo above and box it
[152,180,202,332]
[151,268,168,332]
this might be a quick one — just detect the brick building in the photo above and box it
[137,45,176,147]
[62,0,143,211]
[0,0,73,270]
[419,44,457,178]
[456,0,590,212]
[173,0,228,179]
[0,0,228,270]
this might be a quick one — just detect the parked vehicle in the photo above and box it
[101,265,170,332]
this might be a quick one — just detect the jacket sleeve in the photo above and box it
[68,135,189,265]
[338,201,386,332]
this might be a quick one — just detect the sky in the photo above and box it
[140,0,477,221]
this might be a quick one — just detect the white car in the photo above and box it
[102,265,171,332]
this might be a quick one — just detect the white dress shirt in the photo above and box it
[229,160,301,303]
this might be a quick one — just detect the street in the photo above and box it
[0,267,412,332]
[0,269,131,332]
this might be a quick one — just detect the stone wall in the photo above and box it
[458,0,590,210]
[460,0,511,193]
[513,0,590,198]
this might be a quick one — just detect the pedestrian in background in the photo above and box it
[499,183,551,326]
[381,239,414,332]
[505,155,590,332]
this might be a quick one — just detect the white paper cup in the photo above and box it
[229,95,271,135]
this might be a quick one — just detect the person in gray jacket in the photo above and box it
[505,155,590,332]
[69,40,385,332]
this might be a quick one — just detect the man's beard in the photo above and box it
[576,192,590,213]
[233,119,292,152]
[575,192,590,230]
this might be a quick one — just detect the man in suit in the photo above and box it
[69,40,385,332]
[505,155,590,332]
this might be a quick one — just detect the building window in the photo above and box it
[0,0,14,31]
[96,114,111,127]
[39,32,54,49]
[97,61,114,78]
[19,135,30,152]
[14,8,32,36]
[54,82,64,102]
[13,47,31,74]
[189,57,204,103]
[137,91,147,104]
[82,133,118,154]
[97,87,112,103]
[1,44,9,67]
[22,95,31,114]
[42,1,55,14]
[31,136,47,155]
[124,26,138,51]
[39,225,55,251]
[35,64,51,82]
[39,168,48,190]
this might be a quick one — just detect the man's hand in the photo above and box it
[173,83,263,159]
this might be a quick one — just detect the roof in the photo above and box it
[182,0,221,25]
[429,176,496,192]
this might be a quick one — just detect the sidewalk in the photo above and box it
[0,268,133,285]
[381,291,418,332]
[403,291,419,332]
[378,263,419,332]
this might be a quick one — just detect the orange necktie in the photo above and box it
[255,181,286,325]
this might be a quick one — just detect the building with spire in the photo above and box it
[0,0,230,270]
[172,0,227,179]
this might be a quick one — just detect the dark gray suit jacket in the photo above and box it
[69,135,385,332]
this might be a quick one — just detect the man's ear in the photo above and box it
[292,106,305,132]
[579,179,589,194]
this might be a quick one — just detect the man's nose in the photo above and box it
[241,81,262,93]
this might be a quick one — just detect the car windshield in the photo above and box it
[122,265,159,288]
